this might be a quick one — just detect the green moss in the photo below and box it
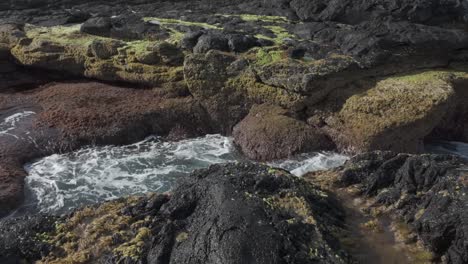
[175,232,189,243]
[143,17,221,30]
[113,227,151,260]
[35,232,51,242]
[225,72,305,109]
[255,25,296,44]
[252,47,285,66]
[25,24,97,47]
[264,26,295,43]
[38,196,152,264]
[339,70,459,148]
[388,69,468,84]
[412,251,434,263]
[361,219,382,232]
[219,14,289,23]
[265,194,317,225]
[414,208,425,220]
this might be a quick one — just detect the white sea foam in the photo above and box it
[270,152,350,176]
[23,134,238,214]
[21,135,349,214]
[0,111,35,138]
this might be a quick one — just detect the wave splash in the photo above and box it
[0,111,36,138]
[20,135,349,215]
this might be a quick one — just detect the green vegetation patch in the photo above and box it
[219,14,289,23]
[225,71,305,109]
[143,17,221,30]
[38,196,154,264]
[339,70,460,144]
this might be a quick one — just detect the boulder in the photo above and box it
[193,33,229,54]
[184,50,236,98]
[80,17,112,37]
[88,39,123,59]
[153,42,184,66]
[227,34,259,52]
[233,104,334,161]
[334,72,456,153]
[180,30,204,50]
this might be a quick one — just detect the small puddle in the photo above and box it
[336,190,432,264]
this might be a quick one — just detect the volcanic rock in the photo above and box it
[0,163,351,264]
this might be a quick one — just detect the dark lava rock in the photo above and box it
[337,152,468,264]
[180,31,204,50]
[81,14,167,40]
[0,215,58,263]
[0,163,351,264]
[153,42,184,66]
[227,34,260,53]
[80,16,112,37]
[193,33,229,54]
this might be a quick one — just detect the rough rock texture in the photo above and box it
[307,152,468,264]
[233,104,334,160]
[0,215,58,263]
[1,0,468,213]
[0,163,352,264]
[333,72,456,153]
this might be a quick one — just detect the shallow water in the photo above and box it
[337,191,430,264]
[425,140,468,159]
[12,134,349,215]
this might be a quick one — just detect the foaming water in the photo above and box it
[425,140,468,159]
[0,111,35,138]
[270,152,349,176]
[16,135,349,215]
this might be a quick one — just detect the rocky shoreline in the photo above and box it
[1,0,468,263]
[1,155,467,264]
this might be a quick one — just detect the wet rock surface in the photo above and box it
[1,1,468,262]
[233,104,334,160]
[0,163,351,264]
[306,152,468,264]
[0,0,467,158]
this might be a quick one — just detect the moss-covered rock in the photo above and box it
[88,38,124,59]
[38,195,159,264]
[10,23,186,87]
[335,71,458,153]
[225,71,306,110]
[183,50,236,98]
